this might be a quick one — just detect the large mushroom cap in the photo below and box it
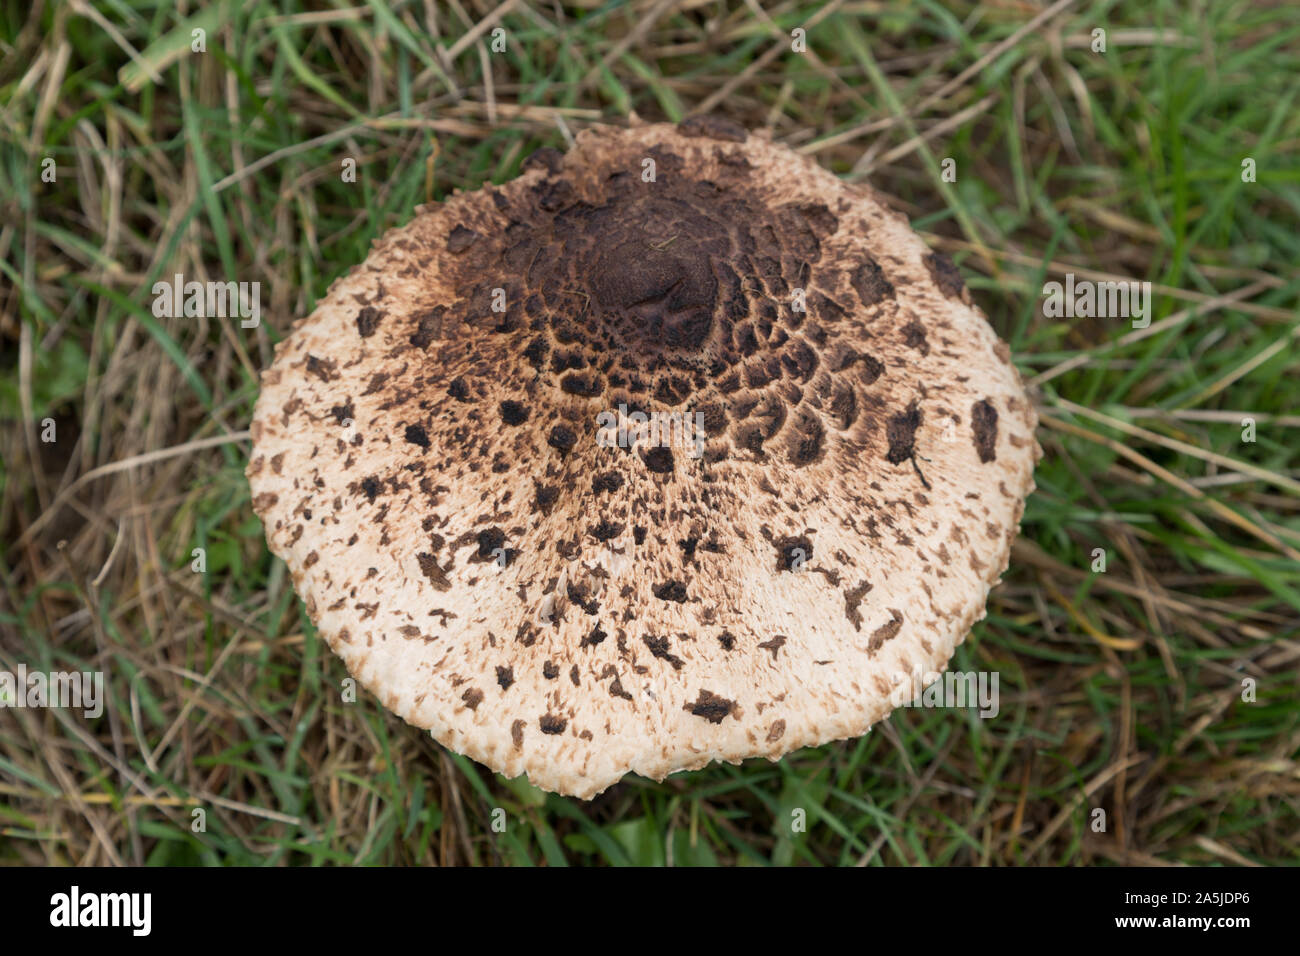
[247,119,1040,798]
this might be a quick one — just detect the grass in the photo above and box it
[1,0,1297,866]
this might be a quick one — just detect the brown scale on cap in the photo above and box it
[247,118,1040,799]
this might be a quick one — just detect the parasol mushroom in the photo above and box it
[246,117,1040,798]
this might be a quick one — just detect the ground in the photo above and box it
[1,0,1297,865]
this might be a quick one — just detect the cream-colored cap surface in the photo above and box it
[247,118,1039,798]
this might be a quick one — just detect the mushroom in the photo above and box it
[247,118,1040,799]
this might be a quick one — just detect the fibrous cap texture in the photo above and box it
[247,118,1040,798]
